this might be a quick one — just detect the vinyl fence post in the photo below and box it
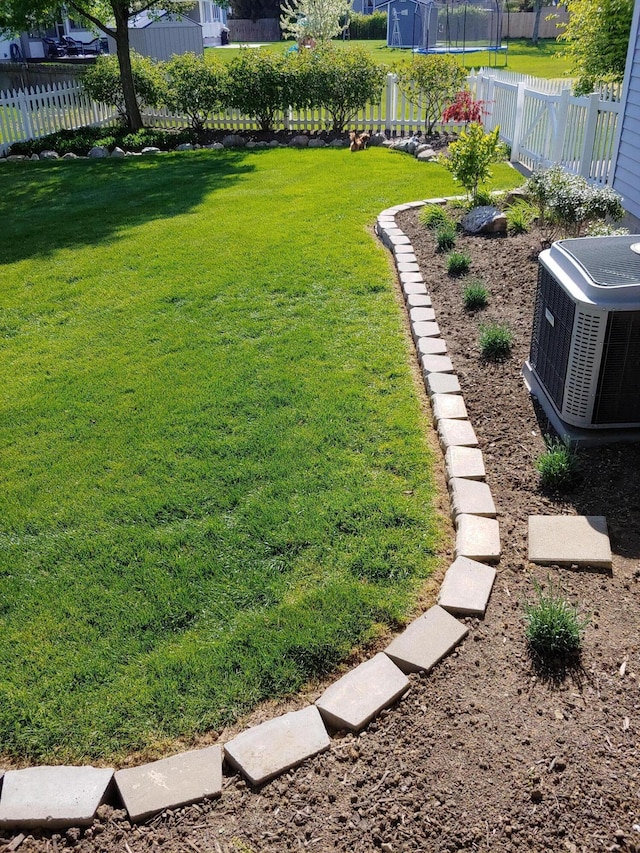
[579,91,601,179]
[17,87,34,141]
[385,72,395,136]
[510,81,526,165]
[551,88,570,165]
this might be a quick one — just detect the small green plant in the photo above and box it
[506,199,536,234]
[436,222,457,252]
[535,435,578,489]
[472,188,494,207]
[524,578,588,661]
[418,203,451,230]
[441,123,503,204]
[463,279,489,311]
[447,250,471,276]
[479,322,513,360]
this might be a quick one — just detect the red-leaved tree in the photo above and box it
[442,91,486,126]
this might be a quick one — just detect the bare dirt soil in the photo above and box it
[5,213,640,853]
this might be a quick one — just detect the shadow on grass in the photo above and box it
[0,150,254,265]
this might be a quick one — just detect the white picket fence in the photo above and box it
[0,70,622,185]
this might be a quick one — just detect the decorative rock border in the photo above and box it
[0,196,501,833]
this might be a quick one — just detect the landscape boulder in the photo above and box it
[88,146,109,158]
[110,147,125,158]
[39,150,59,160]
[289,135,309,148]
[460,205,507,235]
[141,146,161,155]
[176,142,194,151]
[222,134,246,148]
[308,138,326,148]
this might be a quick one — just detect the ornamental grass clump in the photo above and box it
[447,250,471,276]
[524,578,588,662]
[535,435,579,490]
[506,199,537,234]
[436,222,457,252]
[479,322,513,360]
[419,203,452,230]
[462,279,489,311]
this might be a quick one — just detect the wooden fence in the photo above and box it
[0,70,622,185]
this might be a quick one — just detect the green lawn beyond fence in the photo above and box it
[0,149,519,762]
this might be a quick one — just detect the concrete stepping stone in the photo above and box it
[0,766,114,829]
[445,445,485,480]
[409,306,436,322]
[425,372,461,396]
[528,515,612,569]
[449,477,496,518]
[407,293,432,308]
[416,336,447,356]
[315,653,409,732]
[394,243,415,255]
[413,320,441,338]
[432,394,467,421]
[421,354,454,375]
[397,261,420,273]
[385,605,468,674]
[438,556,497,616]
[403,281,428,296]
[455,514,501,563]
[438,418,478,450]
[115,746,222,822]
[224,705,330,786]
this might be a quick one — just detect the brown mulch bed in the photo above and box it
[6,214,640,853]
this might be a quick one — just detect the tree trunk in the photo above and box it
[532,0,543,45]
[113,7,143,131]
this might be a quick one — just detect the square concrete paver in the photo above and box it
[403,281,428,296]
[455,514,501,563]
[0,766,114,829]
[449,477,496,518]
[409,307,436,322]
[425,373,461,396]
[432,394,467,421]
[438,419,479,450]
[438,556,497,616]
[421,354,454,375]
[224,705,330,786]
[115,746,222,822]
[528,516,612,569]
[315,653,409,732]
[400,272,424,285]
[406,293,432,308]
[394,243,415,255]
[413,321,441,339]
[445,446,486,480]
[385,605,468,674]
[416,336,447,356]
[397,261,420,273]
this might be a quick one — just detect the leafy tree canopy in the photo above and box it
[557,0,633,94]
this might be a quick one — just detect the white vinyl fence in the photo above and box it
[0,69,622,184]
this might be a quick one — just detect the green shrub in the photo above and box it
[535,435,578,490]
[435,222,457,252]
[348,11,387,38]
[447,250,471,276]
[82,52,165,124]
[472,188,494,207]
[300,44,385,132]
[524,578,588,660]
[506,199,536,234]
[441,123,502,204]
[525,165,625,241]
[479,322,513,359]
[462,279,488,310]
[226,49,301,132]
[8,125,193,157]
[164,52,227,131]
[396,54,466,135]
[418,203,452,230]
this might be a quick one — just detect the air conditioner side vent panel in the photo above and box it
[564,312,601,420]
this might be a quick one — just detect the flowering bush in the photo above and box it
[442,90,486,126]
[526,165,625,241]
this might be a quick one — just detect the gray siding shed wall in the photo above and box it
[107,19,203,61]
[612,0,640,220]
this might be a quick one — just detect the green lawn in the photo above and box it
[0,149,520,763]
[208,38,573,79]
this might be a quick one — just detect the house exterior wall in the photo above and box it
[186,2,227,46]
[612,0,640,220]
[106,19,204,61]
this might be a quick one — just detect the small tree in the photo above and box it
[396,54,466,136]
[280,0,352,43]
[442,123,502,204]
[82,52,165,125]
[557,0,633,95]
[442,90,486,126]
[164,53,227,131]
[226,49,301,132]
[301,44,384,133]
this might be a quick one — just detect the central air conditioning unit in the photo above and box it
[522,235,640,434]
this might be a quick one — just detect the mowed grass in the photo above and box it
[208,38,573,79]
[0,149,520,763]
